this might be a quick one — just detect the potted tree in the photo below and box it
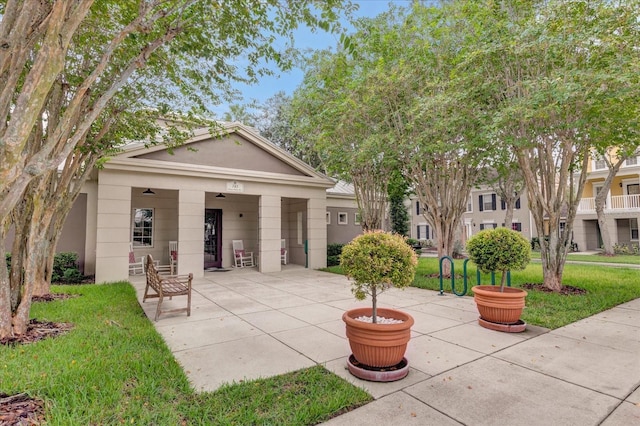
[466,227,531,332]
[340,230,418,380]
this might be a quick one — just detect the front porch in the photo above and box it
[95,182,327,282]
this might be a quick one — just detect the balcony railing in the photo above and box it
[577,194,640,212]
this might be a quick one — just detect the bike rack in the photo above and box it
[438,256,511,296]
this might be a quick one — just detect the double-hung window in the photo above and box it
[132,208,154,247]
[479,194,496,211]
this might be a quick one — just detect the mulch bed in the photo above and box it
[31,293,78,303]
[0,393,45,426]
[0,319,74,346]
[521,282,587,295]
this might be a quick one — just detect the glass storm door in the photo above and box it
[204,209,222,268]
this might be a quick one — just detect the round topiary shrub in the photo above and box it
[466,227,531,291]
[340,230,418,322]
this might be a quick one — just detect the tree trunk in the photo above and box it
[371,286,377,324]
[541,260,564,292]
[593,154,625,256]
[499,270,508,292]
[0,229,11,338]
[596,203,613,255]
[32,240,51,297]
[503,201,514,229]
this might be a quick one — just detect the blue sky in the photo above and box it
[219,0,413,115]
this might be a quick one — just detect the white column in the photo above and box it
[178,190,205,278]
[95,183,132,283]
[259,195,281,273]
[307,196,327,269]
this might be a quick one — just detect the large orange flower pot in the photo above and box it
[471,285,527,325]
[342,307,414,368]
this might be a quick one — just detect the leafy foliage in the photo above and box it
[327,243,345,266]
[51,252,81,283]
[466,228,531,291]
[612,244,640,256]
[340,231,417,321]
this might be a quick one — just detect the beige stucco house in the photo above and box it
[56,122,337,283]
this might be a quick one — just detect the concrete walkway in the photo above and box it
[130,267,640,425]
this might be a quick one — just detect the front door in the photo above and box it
[204,209,222,268]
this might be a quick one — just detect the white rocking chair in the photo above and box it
[232,240,254,268]
[129,242,145,275]
[169,240,178,274]
[281,239,288,265]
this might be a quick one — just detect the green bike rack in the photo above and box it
[439,256,511,296]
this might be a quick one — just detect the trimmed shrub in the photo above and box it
[340,231,418,321]
[466,228,530,291]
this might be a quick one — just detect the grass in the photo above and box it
[325,257,640,329]
[0,283,371,425]
[530,251,640,265]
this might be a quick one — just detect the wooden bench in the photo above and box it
[143,254,192,321]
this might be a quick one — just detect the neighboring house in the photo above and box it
[6,122,337,283]
[325,181,364,245]
[409,187,536,246]
[573,152,640,251]
[462,187,536,241]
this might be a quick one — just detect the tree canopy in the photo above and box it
[291,0,639,289]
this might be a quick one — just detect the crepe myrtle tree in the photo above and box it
[458,0,639,291]
[340,231,417,323]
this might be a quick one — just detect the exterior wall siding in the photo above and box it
[326,207,362,245]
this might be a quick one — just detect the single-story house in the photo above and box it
[14,122,341,283]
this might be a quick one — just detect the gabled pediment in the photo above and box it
[113,122,331,185]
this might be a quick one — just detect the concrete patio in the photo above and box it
[130,266,640,425]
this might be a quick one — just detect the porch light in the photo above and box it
[216,193,226,198]
[142,188,155,195]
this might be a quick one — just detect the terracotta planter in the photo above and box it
[342,307,414,368]
[471,285,527,324]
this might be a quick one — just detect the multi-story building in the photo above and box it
[409,188,536,246]
[573,152,640,251]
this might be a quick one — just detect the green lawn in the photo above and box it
[0,283,371,425]
[530,251,640,265]
[325,256,640,329]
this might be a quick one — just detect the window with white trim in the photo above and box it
[625,156,637,166]
[466,196,473,213]
[354,212,361,225]
[479,222,497,230]
[479,194,496,211]
[417,224,430,240]
[132,208,154,247]
[338,212,348,225]
[594,158,606,170]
